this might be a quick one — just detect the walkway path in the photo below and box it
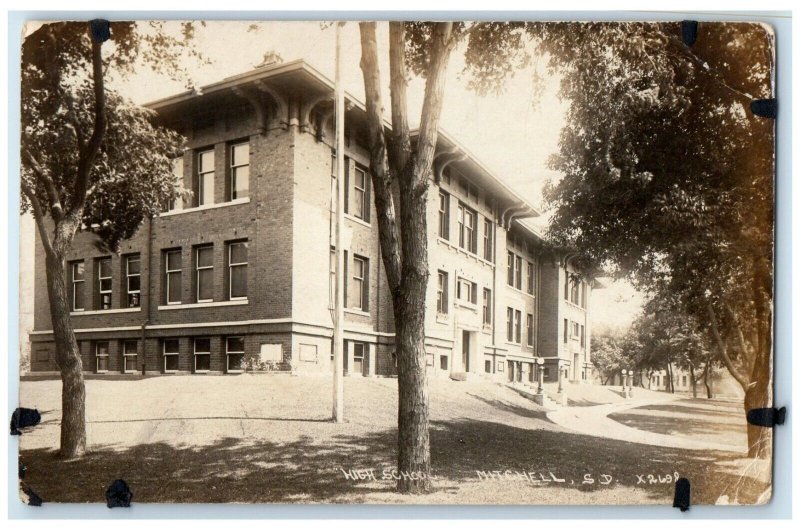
[546,394,747,453]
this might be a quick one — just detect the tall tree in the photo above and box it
[530,22,774,458]
[21,21,194,458]
[357,21,457,494]
[357,21,534,492]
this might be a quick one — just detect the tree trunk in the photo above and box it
[744,297,772,459]
[703,361,713,398]
[394,282,431,493]
[44,244,86,459]
[357,21,455,494]
[689,364,697,398]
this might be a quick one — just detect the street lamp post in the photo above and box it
[628,370,634,398]
[621,369,629,398]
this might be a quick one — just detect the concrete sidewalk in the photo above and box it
[546,395,748,454]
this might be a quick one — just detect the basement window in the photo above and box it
[194,337,211,373]
[226,336,245,373]
[95,341,109,373]
[163,339,180,373]
[123,339,138,374]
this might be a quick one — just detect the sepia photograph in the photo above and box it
[14,17,775,507]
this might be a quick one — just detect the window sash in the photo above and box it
[196,246,214,302]
[514,256,522,289]
[167,158,184,211]
[194,338,211,372]
[230,142,249,200]
[98,258,112,309]
[163,339,180,372]
[507,252,514,286]
[226,336,245,372]
[515,310,522,343]
[123,340,138,373]
[527,262,534,294]
[437,271,448,314]
[126,256,141,308]
[228,242,248,300]
[507,308,514,342]
[164,251,182,305]
[483,220,493,262]
[438,192,449,239]
[352,257,366,310]
[95,341,109,373]
[482,288,491,324]
[198,149,215,206]
[72,262,85,311]
[353,168,366,219]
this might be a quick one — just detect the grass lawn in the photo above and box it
[17,375,768,505]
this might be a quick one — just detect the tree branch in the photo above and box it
[71,29,106,215]
[706,302,749,389]
[412,22,455,188]
[358,21,402,294]
[388,22,411,175]
[23,147,64,222]
[21,180,55,257]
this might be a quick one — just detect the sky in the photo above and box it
[21,20,644,331]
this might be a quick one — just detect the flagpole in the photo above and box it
[332,21,346,423]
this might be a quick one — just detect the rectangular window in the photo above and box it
[456,278,477,304]
[526,261,534,295]
[195,245,214,302]
[485,360,492,373]
[438,191,450,239]
[571,278,580,305]
[71,261,85,311]
[440,355,448,371]
[163,338,180,373]
[194,337,211,372]
[227,241,248,300]
[229,142,249,200]
[352,255,369,311]
[515,310,522,343]
[482,288,492,325]
[573,321,580,340]
[580,324,586,348]
[352,166,368,221]
[197,149,215,206]
[126,255,141,308]
[527,313,534,346]
[123,339,138,373]
[165,250,182,305]
[95,341,109,373]
[437,270,449,314]
[507,251,515,286]
[483,219,493,262]
[457,204,477,253]
[226,336,245,373]
[515,255,522,290]
[582,282,588,308]
[166,158,184,211]
[564,318,569,343]
[98,257,112,309]
[507,307,514,342]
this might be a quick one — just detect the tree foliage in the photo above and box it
[21,22,192,251]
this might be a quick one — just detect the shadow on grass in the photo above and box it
[634,404,743,418]
[608,412,745,438]
[466,393,550,421]
[20,415,765,505]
